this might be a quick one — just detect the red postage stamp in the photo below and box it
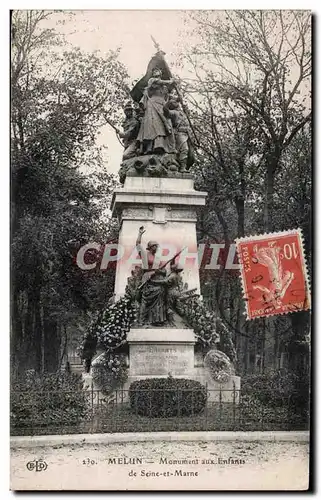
[235,229,311,320]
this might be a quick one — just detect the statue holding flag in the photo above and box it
[118,46,195,182]
[136,66,176,156]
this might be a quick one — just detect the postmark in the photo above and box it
[235,229,311,320]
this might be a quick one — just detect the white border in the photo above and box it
[3,4,317,498]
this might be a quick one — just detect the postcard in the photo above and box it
[10,9,311,491]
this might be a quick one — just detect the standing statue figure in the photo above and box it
[136,67,176,156]
[119,101,140,160]
[136,226,168,326]
[164,96,194,172]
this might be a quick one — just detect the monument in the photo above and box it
[108,49,240,402]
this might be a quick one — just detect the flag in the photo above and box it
[130,51,173,102]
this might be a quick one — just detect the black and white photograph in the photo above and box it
[9,8,311,491]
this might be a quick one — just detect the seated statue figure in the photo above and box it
[132,227,198,327]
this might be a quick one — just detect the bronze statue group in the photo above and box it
[125,226,197,328]
[118,62,194,181]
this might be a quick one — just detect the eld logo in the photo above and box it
[26,459,48,472]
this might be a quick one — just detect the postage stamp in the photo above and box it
[235,229,311,320]
[10,9,311,492]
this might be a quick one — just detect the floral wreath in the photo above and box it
[204,349,234,384]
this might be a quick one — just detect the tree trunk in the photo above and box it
[235,198,245,238]
[263,146,281,232]
[44,312,61,373]
[264,164,275,232]
[11,289,23,364]
[235,158,246,237]
[288,311,310,375]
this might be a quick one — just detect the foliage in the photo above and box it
[11,11,128,373]
[129,377,208,418]
[241,369,310,415]
[11,371,89,429]
[176,10,311,374]
[183,10,311,229]
[95,296,137,351]
[91,352,128,393]
[177,295,236,363]
[204,350,234,384]
[239,395,292,425]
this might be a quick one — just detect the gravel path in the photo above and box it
[11,440,309,491]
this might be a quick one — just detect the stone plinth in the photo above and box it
[127,328,195,378]
[111,177,207,299]
[122,329,241,403]
[111,177,207,211]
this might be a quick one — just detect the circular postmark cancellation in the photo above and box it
[235,229,311,320]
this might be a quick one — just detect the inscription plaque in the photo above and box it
[130,343,194,376]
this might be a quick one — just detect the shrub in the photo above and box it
[129,377,207,418]
[241,369,310,410]
[11,371,89,430]
[239,394,308,429]
[240,395,290,424]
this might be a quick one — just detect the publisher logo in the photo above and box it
[26,459,48,472]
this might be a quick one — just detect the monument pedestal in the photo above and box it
[121,329,240,403]
[127,328,196,378]
[111,175,240,404]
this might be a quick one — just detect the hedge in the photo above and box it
[11,371,89,430]
[129,377,207,417]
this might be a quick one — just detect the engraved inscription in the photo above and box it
[130,344,193,375]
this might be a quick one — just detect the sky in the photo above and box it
[43,9,311,176]
[44,10,194,173]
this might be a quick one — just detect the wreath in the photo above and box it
[204,349,234,384]
[91,352,128,394]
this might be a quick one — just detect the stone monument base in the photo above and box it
[121,328,240,403]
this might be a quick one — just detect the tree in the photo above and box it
[11,10,128,375]
[182,10,311,231]
[177,10,311,373]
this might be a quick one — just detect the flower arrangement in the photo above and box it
[95,296,137,351]
[176,295,236,364]
[78,294,136,389]
[78,282,236,391]
[91,352,128,394]
[204,349,235,384]
[176,296,220,349]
